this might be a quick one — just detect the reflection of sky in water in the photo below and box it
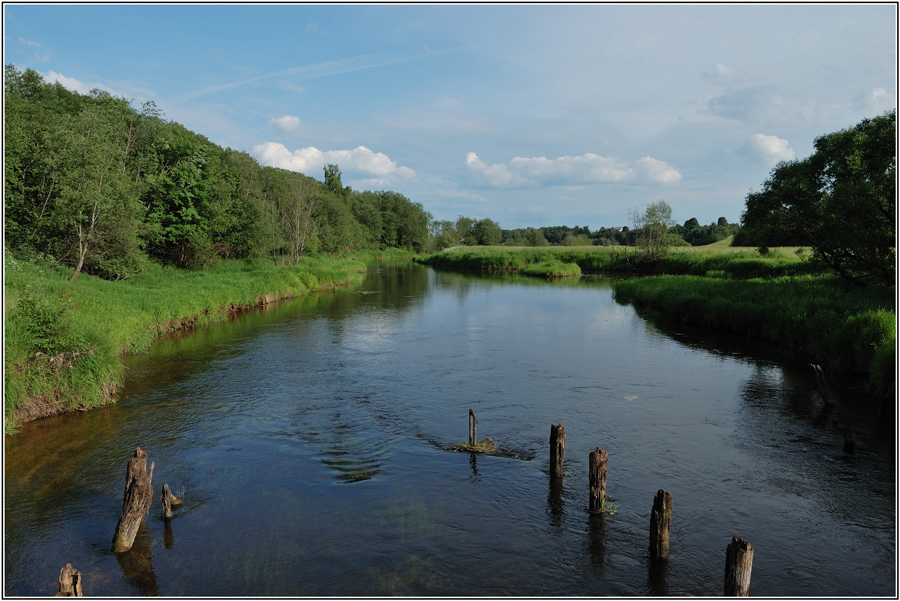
[4,263,894,597]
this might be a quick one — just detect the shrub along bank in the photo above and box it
[4,252,366,433]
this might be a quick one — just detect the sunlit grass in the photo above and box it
[614,274,895,389]
[4,253,366,432]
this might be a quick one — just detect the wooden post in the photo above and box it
[549,423,566,478]
[649,489,673,560]
[160,483,182,519]
[724,536,753,596]
[588,447,608,512]
[55,563,82,597]
[468,409,478,445]
[810,364,835,407]
[112,447,155,553]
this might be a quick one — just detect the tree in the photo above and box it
[455,215,476,246]
[324,163,351,197]
[281,175,319,264]
[54,101,140,280]
[631,199,676,260]
[741,111,895,285]
[472,218,502,246]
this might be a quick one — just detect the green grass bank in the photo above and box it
[419,245,895,399]
[4,252,367,433]
[614,273,895,395]
[417,245,824,279]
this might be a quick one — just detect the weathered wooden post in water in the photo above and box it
[588,447,608,513]
[549,423,566,478]
[468,409,478,446]
[112,447,155,553]
[649,489,672,560]
[724,536,753,596]
[56,563,82,597]
[160,483,182,519]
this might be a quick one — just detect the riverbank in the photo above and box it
[614,273,895,401]
[416,245,823,279]
[4,253,367,433]
[418,245,895,400]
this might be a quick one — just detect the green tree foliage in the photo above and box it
[631,199,676,260]
[675,216,741,246]
[4,65,433,274]
[472,218,502,246]
[741,111,896,285]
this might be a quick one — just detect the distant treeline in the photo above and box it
[429,216,741,249]
[4,65,432,280]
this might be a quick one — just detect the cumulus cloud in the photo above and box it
[465,152,531,187]
[465,152,681,187]
[634,156,683,184]
[742,133,795,165]
[253,142,415,180]
[269,115,301,132]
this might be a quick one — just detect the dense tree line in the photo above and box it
[4,65,432,280]
[737,110,896,285]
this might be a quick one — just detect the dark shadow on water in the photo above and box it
[587,514,607,568]
[647,558,670,596]
[113,520,159,596]
[163,519,174,550]
[547,477,564,529]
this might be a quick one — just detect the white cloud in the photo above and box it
[43,70,114,96]
[269,115,301,132]
[253,142,415,180]
[465,152,531,187]
[742,133,795,165]
[634,156,683,184]
[465,152,681,187]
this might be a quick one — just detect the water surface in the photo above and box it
[5,261,894,596]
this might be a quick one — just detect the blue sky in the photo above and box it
[4,3,896,230]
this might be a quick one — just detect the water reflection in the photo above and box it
[547,478,565,529]
[113,521,159,596]
[647,557,670,596]
[587,514,607,568]
[4,261,894,597]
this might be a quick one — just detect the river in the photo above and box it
[4,260,895,596]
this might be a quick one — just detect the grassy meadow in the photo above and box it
[4,252,366,432]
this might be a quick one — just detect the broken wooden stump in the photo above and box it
[588,447,608,513]
[160,483,182,519]
[468,409,478,446]
[549,423,566,479]
[724,536,754,596]
[55,563,82,597]
[649,489,673,560]
[810,364,835,407]
[112,447,155,553]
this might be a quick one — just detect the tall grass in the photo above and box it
[614,274,895,390]
[4,253,365,432]
[417,245,825,278]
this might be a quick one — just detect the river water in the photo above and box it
[4,261,895,596]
